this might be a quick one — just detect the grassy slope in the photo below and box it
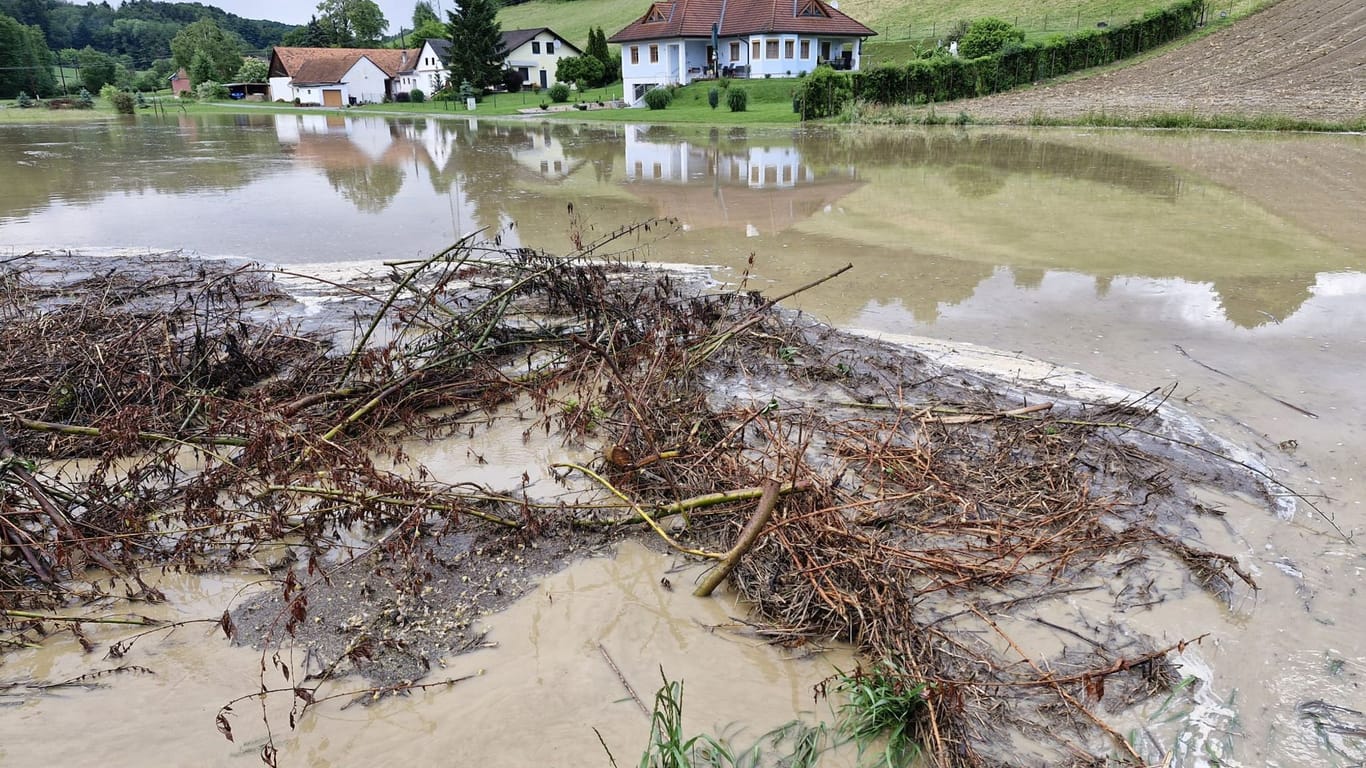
[494,0,1246,52]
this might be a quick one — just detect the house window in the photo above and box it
[631,46,640,64]
[645,3,668,22]
[797,0,828,17]
[730,41,740,60]
[546,42,554,54]
[766,40,778,59]
[800,40,810,58]
[751,40,760,60]
[532,42,541,54]
[784,40,794,58]
[649,44,659,63]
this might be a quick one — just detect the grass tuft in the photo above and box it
[833,660,929,768]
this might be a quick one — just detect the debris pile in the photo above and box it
[0,227,1280,766]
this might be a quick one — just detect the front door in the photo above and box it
[539,69,548,89]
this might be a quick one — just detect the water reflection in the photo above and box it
[0,115,1361,331]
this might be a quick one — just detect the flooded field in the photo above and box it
[1,113,1364,766]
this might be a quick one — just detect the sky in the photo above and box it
[77,0,443,31]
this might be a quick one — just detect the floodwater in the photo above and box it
[2,113,1364,766]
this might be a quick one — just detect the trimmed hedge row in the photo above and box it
[795,0,1205,118]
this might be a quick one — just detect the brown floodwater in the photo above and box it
[1,113,1363,766]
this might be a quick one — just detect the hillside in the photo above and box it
[958,0,1366,122]
[0,0,296,66]
[495,0,1188,49]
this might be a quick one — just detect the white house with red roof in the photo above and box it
[609,0,875,105]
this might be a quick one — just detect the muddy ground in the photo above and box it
[958,0,1366,122]
[1,240,1303,766]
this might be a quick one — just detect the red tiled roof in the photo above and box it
[270,47,420,84]
[608,0,874,43]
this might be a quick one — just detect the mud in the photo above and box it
[0,244,1350,766]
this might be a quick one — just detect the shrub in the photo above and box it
[707,87,719,109]
[502,68,524,93]
[99,84,120,102]
[16,91,34,108]
[792,65,851,119]
[643,86,671,110]
[195,80,228,100]
[135,91,148,108]
[109,91,136,114]
[959,18,1025,59]
[77,89,94,108]
[409,88,425,103]
[726,86,748,112]
[547,82,571,103]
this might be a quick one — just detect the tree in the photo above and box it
[0,13,56,98]
[412,1,438,29]
[555,55,602,91]
[445,0,504,91]
[316,0,387,46]
[78,45,117,92]
[170,18,242,83]
[409,17,446,44]
[235,57,268,82]
[958,18,1024,59]
[586,26,614,84]
[280,16,329,47]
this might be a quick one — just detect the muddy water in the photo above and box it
[2,114,1364,765]
[2,543,854,767]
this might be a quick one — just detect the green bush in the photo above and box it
[959,18,1025,59]
[707,87,719,109]
[792,65,852,119]
[193,80,227,100]
[547,82,571,103]
[409,87,425,103]
[16,91,34,108]
[726,86,748,112]
[109,91,136,114]
[99,83,120,102]
[850,0,1206,108]
[643,86,671,110]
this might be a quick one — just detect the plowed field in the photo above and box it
[960,0,1366,122]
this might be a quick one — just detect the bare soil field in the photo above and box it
[960,0,1366,122]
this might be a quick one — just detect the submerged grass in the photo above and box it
[1028,110,1366,133]
[636,670,830,768]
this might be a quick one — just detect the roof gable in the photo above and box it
[501,27,584,56]
[608,0,875,43]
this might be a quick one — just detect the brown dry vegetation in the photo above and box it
[961,0,1366,122]
[0,231,1301,765]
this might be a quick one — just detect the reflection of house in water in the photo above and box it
[500,123,585,180]
[622,125,861,236]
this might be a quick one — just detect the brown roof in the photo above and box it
[270,47,420,84]
[608,0,874,43]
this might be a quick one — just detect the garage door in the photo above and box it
[322,89,343,107]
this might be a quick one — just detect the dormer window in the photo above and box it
[797,0,828,17]
[644,3,669,23]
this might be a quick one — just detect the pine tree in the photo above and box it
[445,0,505,91]
[586,27,615,85]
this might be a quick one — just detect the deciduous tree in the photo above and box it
[170,18,242,83]
[316,0,387,46]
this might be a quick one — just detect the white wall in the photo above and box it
[342,57,390,104]
[268,75,295,102]
[621,38,684,105]
[505,31,581,89]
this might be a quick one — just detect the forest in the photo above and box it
[0,0,296,66]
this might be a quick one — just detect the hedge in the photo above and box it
[794,0,1205,118]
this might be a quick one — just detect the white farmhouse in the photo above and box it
[501,28,584,90]
[609,0,875,106]
[268,47,420,106]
